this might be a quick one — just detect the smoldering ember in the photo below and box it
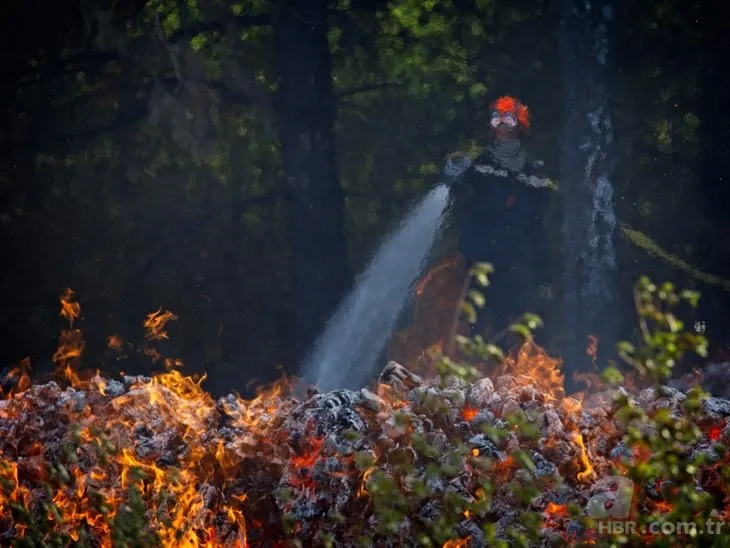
[1,287,729,548]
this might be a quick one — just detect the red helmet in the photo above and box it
[490,96,530,130]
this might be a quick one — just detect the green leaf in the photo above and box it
[469,83,488,97]
[508,322,531,340]
[461,301,477,324]
[467,289,486,308]
[600,366,625,386]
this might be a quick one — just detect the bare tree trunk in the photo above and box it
[558,0,620,383]
[697,8,730,356]
[272,0,352,367]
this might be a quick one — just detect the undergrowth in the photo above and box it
[0,268,725,547]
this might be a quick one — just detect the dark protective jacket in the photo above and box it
[443,143,553,338]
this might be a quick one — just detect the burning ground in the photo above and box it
[1,288,730,547]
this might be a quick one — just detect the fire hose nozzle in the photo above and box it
[442,152,473,187]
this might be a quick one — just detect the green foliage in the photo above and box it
[618,276,708,382]
[363,271,721,546]
[1,427,158,547]
[586,277,724,547]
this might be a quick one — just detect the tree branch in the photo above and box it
[167,13,271,43]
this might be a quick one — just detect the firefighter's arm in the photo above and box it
[516,172,555,190]
[517,159,558,190]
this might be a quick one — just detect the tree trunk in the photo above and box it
[697,9,730,355]
[558,0,620,383]
[272,0,352,368]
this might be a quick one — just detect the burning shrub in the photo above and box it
[0,273,729,547]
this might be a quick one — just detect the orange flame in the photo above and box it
[225,503,249,548]
[2,283,689,545]
[0,303,300,547]
[60,287,81,327]
[388,254,466,374]
[52,329,85,386]
[652,500,674,514]
[144,308,178,341]
[574,431,595,483]
[461,406,478,421]
[443,537,471,548]
[415,255,461,297]
[107,334,122,351]
[545,502,568,516]
[144,346,162,363]
[1,357,32,399]
[358,468,374,497]
[587,335,599,368]
[542,501,569,532]
[499,339,565,400]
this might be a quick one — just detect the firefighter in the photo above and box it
[443,96,553,344]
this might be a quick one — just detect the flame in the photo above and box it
[544,502,568,516]
[7,284,725,545]
[107,334,123,351]
[358,468,374,497]
[388,254,466,374]
[0,298,258,545]
[443,537,471,548]
[652,500,674,514]
[542,501,569,533]
[377,383,407,410]
[461,406,478,421]
[493,455,516,484]
[499,339,565,400]
[53,329,85,386]
[145,346,163,363]
[164,357,184,370]
[0,298,312,547]
[0,459,32,523]
[587,335,599,367]
[560,396,583,417]
[225,503,249,547]
[635,445,651,464]
[708,421,724,441]
[144,308,178,341]
[60,287,81,327]
[416,255,461,297]
[574,431,595,482]
[1,357,32,399]
[290,437,324,470]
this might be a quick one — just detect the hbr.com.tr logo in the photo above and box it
[585,476,726,536]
